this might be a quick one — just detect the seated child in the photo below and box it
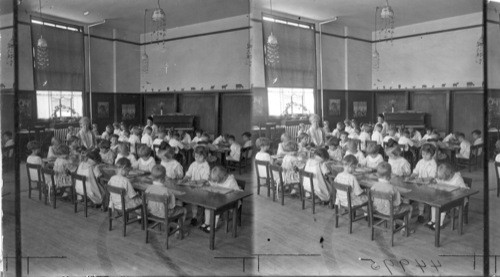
[359,125,371,152]
[92,123,100,138]
[180,130,192,145]
[303,148,332,202]
[200,166,242,233]
[371,124,384,146]
[145,165,187,236]
[192,129,203,144]
[334,154,367,207]
[137,145,156,172]
[409,126,422,141]
[101,124,113,141]
[110,134,120,154]
[426,163,468,230]
[153,129,166,153]
[242,132,252,148]
[370,162,413,233]
[297,133,310,153]
[455,132,471,159]
[281,141,302,195]
[442,132,459,144]
[213,134,229,146]
[113,122,121,136]
[323,121,331,134]
[160,147,184,180]
[397,130,414,151]
[183,146,210,226]
[52,144,76,198]
[169,133,185,153]
[99,140,115,165]
[410,143,437,223]
[365,143,384,169]
[47,137,61,159]
[344,139,366,166]
[128,127,141,154]
[255,137,271,179]
[226,135,242,161]
[277,133,291,157]
[76,149,104,205]
[326,137,343,162]
[386,145,411,177]
[66,126,77,141]
[472,129,483,156]
[141,126,154,148]
[339,131,349,154]
[115,142,138,169]
[383,127,397,144]
[118,129,130,143]
[26,140,43,183]
[421,127,433,141]
[348,127,361,140]
[344,119,353,135]
[297,123,307,137]
[108,158,142,210]
[331,122,345,138]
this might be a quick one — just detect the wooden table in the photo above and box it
[358,175,478,247]
[99,166,253,250]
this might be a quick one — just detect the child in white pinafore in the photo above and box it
[303,148,332,202]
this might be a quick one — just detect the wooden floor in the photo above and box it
[1,161,490,276]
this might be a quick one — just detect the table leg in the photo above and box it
[232,204,238,238]
[434,207,441,247]
[210,209,216,250]
[458,203,464,236]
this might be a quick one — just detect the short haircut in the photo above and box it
[336,121,345,128]
[99,140,110,149]
[472,129,481,136]
[132,127,141,135]
[123,129,130,135]
[340,131,349,137]
[347,139,358,150]
[437,163,454,181]
[298,133,309,141]
[326,137,340,147]
[385,138,398,148]
[111,134,119,140]
[172,132,180,139]
[376,162,392,179]
[163,147,176,160]
[342,154,359,167]
[386,145,401,157]
[256,137,271,148]
[403,130,410,136]
[375,123,382,130]
[118,142,130,154]
[116,157,132,168]
[86,148,102,163]
[113,122,120,128]
[194,146,208,158]
[314,148,329,161]
[27,140,40,151]
[210,166,228,183]
[106,124,113,130]
[138,145,152,157]
[228,135,236,141]
[282,140,298,152]
[456,132,465,139]
[366,142,379,155]
[377,113,385,120]
[144,126,152,132]
[159,141,171,150]
[147,116,154,122]
[281,133,291,141]
[421,143,436,156]
[195,129,203,134]
[151,164,166,180]
[242,132,251,138]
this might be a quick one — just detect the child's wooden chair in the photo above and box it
[224,179,246,232]
[450,177,473,230]
[255,160,271,197]
[41,167,57,208]
[107,185,144,237]
[495,161,500,198]
[3,145,15,171]
[26,163,44,201]
[456,144,483,172]
[332,182,370,234]
[300,170,323,214]
[227,148,250,174]
[269,164,302,205]
[71,173,89,217]
[367,190,411,247]
[143,193,185,249]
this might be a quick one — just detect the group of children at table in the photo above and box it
[26,116,251,234]
[256,113,474,232]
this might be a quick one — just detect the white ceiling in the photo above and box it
[2,0,483,33]
[252,0,482,30]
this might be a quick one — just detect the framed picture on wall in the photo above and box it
[18,98,32,119]
[122,104,135,120]
[97,102,109,118]
[328,99,341,116]
[353,101,367,118]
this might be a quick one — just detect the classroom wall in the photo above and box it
[373,12,483,90]
[487,21,500,89]
[140,15,250,92]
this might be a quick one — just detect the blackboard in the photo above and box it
[453,91,483,141]
[179,94,217,135]
[412,91,447,131]
[221,94,252,141]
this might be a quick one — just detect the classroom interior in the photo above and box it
[0,0,498,276]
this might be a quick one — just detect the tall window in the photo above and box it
[31,18,84,119]
[262,15,316,116]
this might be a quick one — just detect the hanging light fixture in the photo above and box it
[141,9,149,74]
[151,0,166,44]
[36,0,49,69]
[476,33,483,64]
[265,0,279,84]
[372,7,380,70]
[7,36,14,66]
[377,0,395,41]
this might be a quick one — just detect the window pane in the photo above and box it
[36,90,83,119]
[267,87,314,116]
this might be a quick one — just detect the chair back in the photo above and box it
[255,160,270,179]
[41,167,55,188]
[71,173,87,196]
[332,182,353,208]
[471,143,483,157]
[495,161,500,185]
[26,163,42,182]
[463,177,473,189]
[242,147,252,161]
[299,170,314,193]
[144,192,170,217]
[3,145,15,159]
[107,185,126,210]
[269,164,284,188]
[368,189,395,217]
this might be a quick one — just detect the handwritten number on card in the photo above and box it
[430,260,441,272]
[399,259,409,272]
[415,259,427,273]
[383,259,395,275]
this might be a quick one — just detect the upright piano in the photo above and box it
[153,114,195,131]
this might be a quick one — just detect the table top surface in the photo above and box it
[99,165,252,210]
